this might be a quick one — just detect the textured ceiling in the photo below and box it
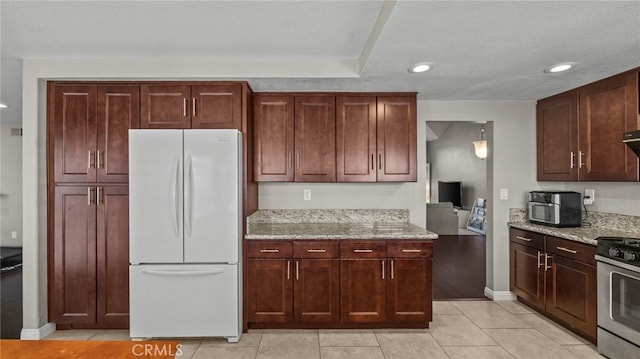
[1,0,639,123]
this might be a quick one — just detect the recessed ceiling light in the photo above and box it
[544,62,576,73]
[0,103,8,109]
[408,63,432,73]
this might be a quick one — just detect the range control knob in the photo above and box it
[623,251,639,261]
[609,248,622,257]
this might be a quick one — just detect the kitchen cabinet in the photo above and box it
[509,228,596,341]
[292,241,340,323]
[255,92,417,183]
[51,185,129,328]
[253,94,335,182]
[140,83,243,129]
[340,241,388,323]
[246,239,433,328]
[51,84,140,183]
[537,69,639,181]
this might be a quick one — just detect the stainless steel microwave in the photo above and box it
[528,191,582,227]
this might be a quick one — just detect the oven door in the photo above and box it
[597,255,640,346]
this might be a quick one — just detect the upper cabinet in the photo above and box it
[254,94,336,182]
[255,92,417,183]
[50,83,140,184]
[537,69,639,181]
[140,83,243,129]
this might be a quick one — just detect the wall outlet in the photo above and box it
[584,189,595,205]
[11,231,17,239]
[499,188,508,200]
[303,189,311,201]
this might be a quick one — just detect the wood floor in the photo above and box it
[433,234,486,300]
[1,266,22,339]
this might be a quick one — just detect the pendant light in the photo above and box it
[473,126,487,159]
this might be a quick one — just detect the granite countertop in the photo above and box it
[508,221,640,246]
[245,209,437,240]
[245,222,438,240]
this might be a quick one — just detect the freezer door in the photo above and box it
[129,130,184,263]
[183,130,241,263]
[130,264,240,339]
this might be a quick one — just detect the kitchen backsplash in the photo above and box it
[247,209,410,227]
[509,208,640,234]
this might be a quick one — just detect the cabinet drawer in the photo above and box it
[293,241,339,259]
[340,241,386,259]
[509,228,544,250]
[247,241,293,258]
[387,241,433,258]
[546,236,596,265]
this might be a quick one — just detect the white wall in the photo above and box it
[427,122,488,210]
[0,124,23,247]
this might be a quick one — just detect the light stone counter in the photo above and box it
[508,208,640,246]
[245,209,437,240]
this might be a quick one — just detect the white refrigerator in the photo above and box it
[128,129,242,342]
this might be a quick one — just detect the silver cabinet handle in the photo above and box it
[378,154,382,170]
[537,251,543,269]
[382,260,385,279]
[96,187,102,205]
[192,98,196,117]
[578,151,584,168]
[287,260,291,280]
[296,261,299,280]
[259,249,280,253]
[183,98,188,117]
[390,260,394,279]
[353,249,373,253]
[371,153,374,170]
[516,236,532,242]
[570,151,576,169]
[288,153,293,169]
[307,249,327,253]
[96,150,102,169]
[401,249,422,253]
[545,254,552,270]
[88,150,95,169]
[296,153,300,170]
[87,187,92,205]
[557,246,578,254]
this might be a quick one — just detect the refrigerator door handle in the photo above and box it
[170,156,180,238]
[185,155,193,238]
[141,268,225,276]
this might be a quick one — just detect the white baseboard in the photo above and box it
[484,287,517,301]
[20,323,56,340]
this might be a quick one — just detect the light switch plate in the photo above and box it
[303,189,311,201]
[500,188,508,200]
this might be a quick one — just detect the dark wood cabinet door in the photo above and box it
[376,96,417,182]
[253,94,295,181]
[336,96,377,182]
[51,186,97,325]
[578,71,639,181]
[96,186,130,327]
[545,255,597,340]
[509,242,545,310]
[294,96,336,182]
[97,85,140,183]
[191,84,242,129]
[340,259,386,323]
[293,259,340,323]
[536,91,578,181]
[52,84,97,183]
[387,259,431,323]
[247,259,293,323]
[140,84,190,129]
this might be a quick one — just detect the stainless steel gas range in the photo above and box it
[596,237,640,359]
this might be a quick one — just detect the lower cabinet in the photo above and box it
[50,185,130,328]
[247,239,433,328]
[509,228,596,342]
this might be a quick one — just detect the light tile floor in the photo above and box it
[42,300,603,358]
